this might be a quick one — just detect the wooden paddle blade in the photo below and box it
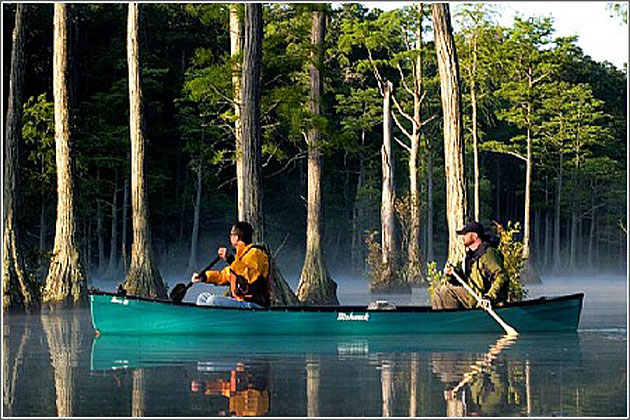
[169,283,189,303]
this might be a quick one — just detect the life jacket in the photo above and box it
[229,244,271,307]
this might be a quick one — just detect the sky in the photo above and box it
[352,1,629,70]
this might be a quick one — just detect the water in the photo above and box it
[2,275,627,417]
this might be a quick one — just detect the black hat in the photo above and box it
[456,221,485,237]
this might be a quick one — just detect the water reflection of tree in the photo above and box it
[131,369,146,417]
[306,356,320,417]
[2,316,31,416]
[41,307,82,417]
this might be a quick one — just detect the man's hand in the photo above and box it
[479,297,492,310]
[218,247,230,261]
[191,272,202,284]
[444,263,454,276]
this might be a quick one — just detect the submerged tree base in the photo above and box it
[123,257,167,299]
[269,263,300,306]
[520,259,542,284]
[297,253,339,305]
[42,249,86,306]
[3,229,39,311]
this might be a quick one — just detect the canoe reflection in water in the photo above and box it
[190,362,270,417]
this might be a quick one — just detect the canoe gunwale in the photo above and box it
[89,290,584,313]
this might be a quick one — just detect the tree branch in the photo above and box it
[394,136,411,153]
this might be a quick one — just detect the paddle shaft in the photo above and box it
[450,270,518,336]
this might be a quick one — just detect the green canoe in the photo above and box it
[89,290,583,335]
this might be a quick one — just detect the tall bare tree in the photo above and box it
[379,81,398,289]
[432,3,467,262]
[42,4,87,305]
[122,3,167,298]
[3,4,38,310]
[240,3,264,242]
[297,8,339,305]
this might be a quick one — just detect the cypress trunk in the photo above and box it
[231,4,245,221]
[553,151,563,271]
[121,175,129,271]
[544,209,552,269]
[122,3,166,298]
[426,150,434,263]
[240,3,264,241]
[42,4,87,306]
[3,4,38,310]
[105,170,118,277]
[297,9,339,305]
[432,3,467,263]
[186,164,202,274]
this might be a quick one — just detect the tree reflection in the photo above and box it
[2,315,31,416]
[380,359,393,417]
[41,307,82,417]
[131,369,146,417]
[306,356,320,417]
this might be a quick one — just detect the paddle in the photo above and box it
[450,269,519,336]
[170,255,222,303]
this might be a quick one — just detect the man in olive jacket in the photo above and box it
[432,221,509,310]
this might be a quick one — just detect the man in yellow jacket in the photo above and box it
[191,222,270,308]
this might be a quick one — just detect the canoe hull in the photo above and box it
[89,292,583,335]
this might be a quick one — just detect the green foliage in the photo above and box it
[22,93,55,183]
[364,230,384,286]
[425,261,444,303]
[494,221,527,302]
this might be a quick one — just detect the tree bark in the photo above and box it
[470,33,481,221]
[123,3,166,298]
[523,121,533,260]
[426,150,434,263]
[297,9,339,305]
[231,4,245,222]
[42,4,87,306]
[544,209,552,269]
[96,169,105,275]
[121,174,129,271]
[377,80,399,291]
[406,12,425,285]
[239,3,264,242]
[3,4,38,311]
[432,3,467,263]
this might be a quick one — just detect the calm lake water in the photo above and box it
[2,275,627,417]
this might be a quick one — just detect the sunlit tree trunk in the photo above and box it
[41,308,82,416]
[239,3,264,242]
[43,4,87,305]
[407,14,425,284]
[3,3,37,310]
[123,3,166,298]
[432,3,467,262]
[231,4,245,221]
[297,9,339,305]
[379,80,398,289]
